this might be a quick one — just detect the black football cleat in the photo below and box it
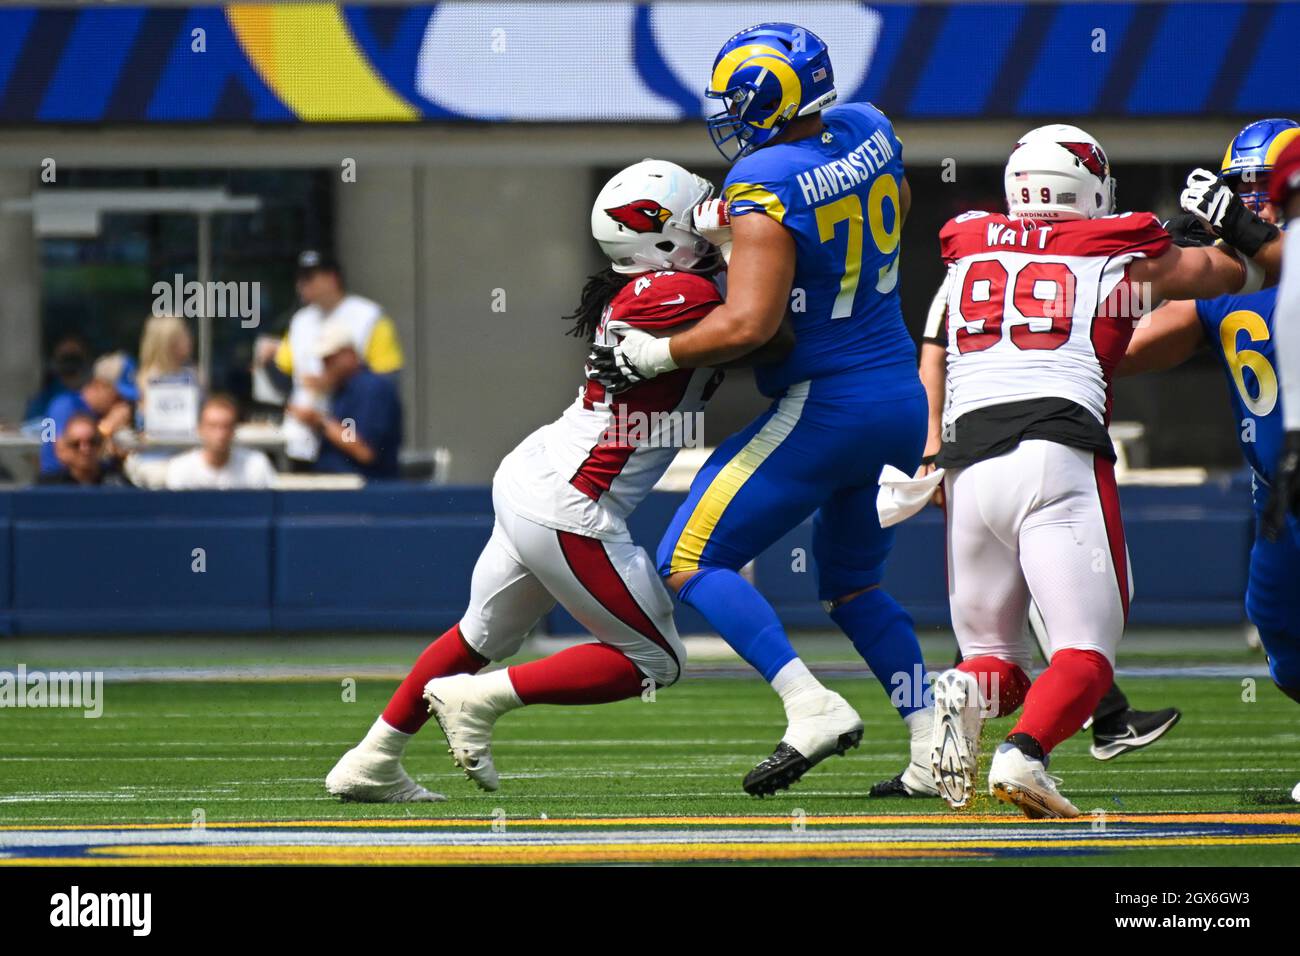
[868,770,940,798]
[1090,707,1181,761]
[742,731,862,797]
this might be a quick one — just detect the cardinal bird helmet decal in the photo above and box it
[603,199,672,234]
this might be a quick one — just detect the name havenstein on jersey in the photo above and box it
[794,128,897,205]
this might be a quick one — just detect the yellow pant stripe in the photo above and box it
[669,382,809,574]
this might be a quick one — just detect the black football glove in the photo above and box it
[1262,430,1300,542]
[1179,168,1280,257]
[585,343,649,394]
[1162,211,1216,248]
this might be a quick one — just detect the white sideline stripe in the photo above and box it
[9,663,1271,683]
[0,821,1254,851]
[0,787,1261,815]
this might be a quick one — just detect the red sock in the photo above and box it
[508,643,645,705]
[1010,648,1114,754]
[957,655,1031,717]
[381,624,487,733]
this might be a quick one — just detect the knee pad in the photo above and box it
[634,645,683,689]
[826,584,909,622]
[1259,629,1300,703]
[457,617,526,663]
[815,556,887,604]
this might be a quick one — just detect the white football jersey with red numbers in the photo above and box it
[495,270,723,540]
[940,210,1171,427]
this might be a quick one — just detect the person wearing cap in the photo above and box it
[257,250,404,469]
[39,352,135,478]
[286,323,402,481]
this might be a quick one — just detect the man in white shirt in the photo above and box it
[165,395,276,490]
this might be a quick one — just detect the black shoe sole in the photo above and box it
[743,729,863,797]
[868,772,940,799]
[1090,709,1182,761]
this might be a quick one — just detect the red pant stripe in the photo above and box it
[555,530,679,675]
[1093,455,1129,622]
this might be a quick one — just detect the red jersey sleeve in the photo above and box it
[938,211,1001,265]
[1042,212,1171,260]
[608,271,722,332]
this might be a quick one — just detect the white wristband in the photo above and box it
[644,334,678,375]
[1237,250,1265,294]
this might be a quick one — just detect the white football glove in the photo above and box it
[585,321,677,392]
[1179,166,1281,260]
[1180,168,1233,229]
[693,199,733,264]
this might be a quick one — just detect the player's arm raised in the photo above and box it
[1179,167,1285,283]
[1131,240,1271,305]
[657,211,796,367]
[1117,299,1204,377]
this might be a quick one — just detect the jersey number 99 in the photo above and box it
[954,260,1076,354]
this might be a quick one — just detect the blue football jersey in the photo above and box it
[723,102,915,397]
[1196,287,1283,485]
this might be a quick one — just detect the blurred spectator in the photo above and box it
[37,413,128,487]
[164,395,276,490]
[25,332,92,421]
[253,250,404,470]
[137,315,200,436]
[287,323,402,481]
[40,353,134,477]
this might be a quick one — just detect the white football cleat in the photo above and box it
[743,687,863,796]
[424,674,504,792]
[901,707,941,796]
[988,742,1080,819]
[1291,780,1300,803]
[782,687,865,764]
[930,669,984,809]
[868,708,941,798]
[325,747,445,803]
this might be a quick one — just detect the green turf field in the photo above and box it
[1,633,1297,866]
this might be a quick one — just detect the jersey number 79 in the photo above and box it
[814,175,902,319]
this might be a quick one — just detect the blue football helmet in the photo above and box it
[1220,118,1300,211]
[704,22,837,162]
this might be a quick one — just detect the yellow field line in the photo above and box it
[3,811,1297,832]
[3,832,1298,867]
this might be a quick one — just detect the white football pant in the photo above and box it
[944,439,1130,671]
[458,489,686,687]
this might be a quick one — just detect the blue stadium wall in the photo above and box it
[0,2,1296,123]
[0,482,1255,636]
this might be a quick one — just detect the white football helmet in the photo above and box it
[1005,124,1117,221]
[591,159,719,275]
